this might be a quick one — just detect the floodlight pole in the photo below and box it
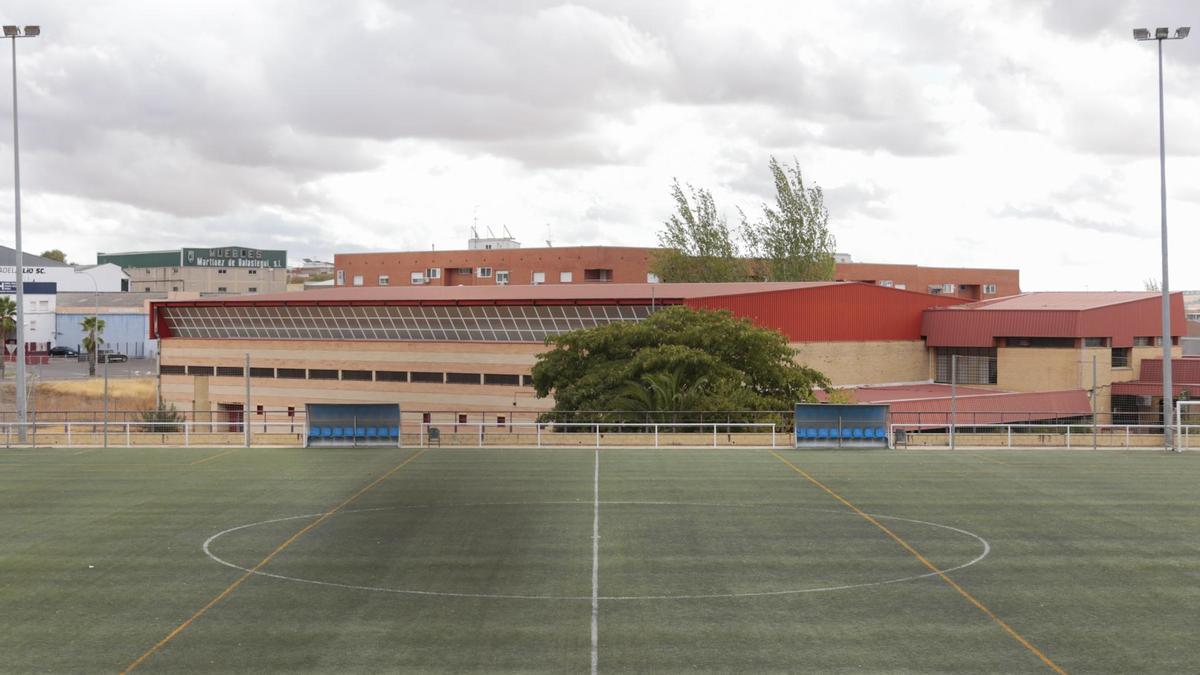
[6,27,37,443]
[1134,26,1188,451]
[950,354,957,450]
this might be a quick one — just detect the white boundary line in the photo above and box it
[202,501,990,601]
[590,449,600,675]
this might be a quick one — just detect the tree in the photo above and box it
[650,180,746,283]
[39,249,67,263]
[741,156,837,281]
[0,297,14,380]
[81,315,105,377]
[531,306,829,422]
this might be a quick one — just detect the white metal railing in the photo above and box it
[890,422,1200,450]
[418,421,779,448]
[0,421,311,448]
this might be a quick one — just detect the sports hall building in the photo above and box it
[149,283,1184,429]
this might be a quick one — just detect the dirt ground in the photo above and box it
[0,377,158,417]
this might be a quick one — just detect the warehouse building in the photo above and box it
[98,246,288,295]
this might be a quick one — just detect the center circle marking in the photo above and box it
[203,501,990,601]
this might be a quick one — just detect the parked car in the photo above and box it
[49,346,80,357]
[97,350,128,363]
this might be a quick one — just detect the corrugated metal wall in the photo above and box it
[924,294,1186,347]
[685,284,964,342]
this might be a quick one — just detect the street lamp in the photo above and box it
[4,24,38,443]
[1133,26,1189,451]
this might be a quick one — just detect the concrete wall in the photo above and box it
[790,340,929,386]
[124,266,286,294]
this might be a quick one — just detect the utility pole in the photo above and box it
[950,354,957,450]
[244,353,251,448]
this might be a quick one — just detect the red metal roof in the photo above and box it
[886,389,1092,427]
[150,281,967,342]
[923,292,1186,348]
[156,282,840,307]
[1111,357,1200,397]
[819,383,998,403]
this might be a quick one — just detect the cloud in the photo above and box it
[995,204,1151,238]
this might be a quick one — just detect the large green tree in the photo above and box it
[39,249,67,263]
[650,180,746,283]
[742,156,837,281]
[531,306,828,421]
[0,297,14,379]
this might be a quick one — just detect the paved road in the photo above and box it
[3,356,156,382]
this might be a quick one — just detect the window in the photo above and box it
[308,369,338,380]
[187,365,215,376]
[248,287,257,293]
[426,267,442,280]
[171,286,179,292]
[458,414,468,424]
[144,287,152,292]
[411,371,443,383]
[496,270,510,285]
[484,373,521,386]
[256,405,264,415]
[532,272,545,285]
[942,283,955,294]
[584,268,613,282]
[497,416,506,427]
[218,269,228,275]
[336,270,345,285]
[248,270,257,275]
[446,372,481,385]
[28,320,36,331]
[1083,337,1108,348]
[895,284,906,290]
[376,370,408,382]
[277,368,306,379]
[352,275,364,286]
[411,271,425,284]
[249,367,275,378]
[452,267,472,275]
[287,406,295,418]
[1112,348,1132,368]
[37,300,48,310]
[934,348,997,385]
[422,413,431,424]
[216,287,227,293]
[879,280,894,288]
[378,275,389,286]
[341,370,372,381]
[560,271,573,283]
[647,273,660,284]
[1133,336,1154,347]
[216,366,244,377]
[477,267,493,278]
[159,364,186,375]
[983,283,997,294]
[1006,337,1076,348]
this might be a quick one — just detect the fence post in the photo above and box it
[771,424,776,449]
[185,421,190,447]
[537,423,542,448]
[478,423,483,448]
[125,423,131,448]
[654,424,659,448]
[595,424,599,449]
[66,423,71,448]
[713,424,717,448]
[1126,425,1130,448]
[1007,425,1012,448]
[1066,425,1071,448]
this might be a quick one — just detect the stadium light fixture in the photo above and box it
[1133,25,1189,450]
[5,21,39,442]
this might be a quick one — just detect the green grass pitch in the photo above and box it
[3,445,1200,673]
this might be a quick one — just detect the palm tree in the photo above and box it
[0,297,14,380]
[80,315,105,377]
[612,371,711,428]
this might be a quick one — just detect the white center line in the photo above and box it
[590,448,600,675]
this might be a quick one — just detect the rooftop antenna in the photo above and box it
[545,223,552,248]
[471,206,479,240]
[487,226,496,239]
[503,225,514,240]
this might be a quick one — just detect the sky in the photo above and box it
[0,0,1198,291]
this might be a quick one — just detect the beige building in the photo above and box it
[97,247,288,295]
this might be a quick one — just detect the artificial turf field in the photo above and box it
[3,447,1200,673]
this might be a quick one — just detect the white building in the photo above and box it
[0,247,127,292]
[1,281,57,351]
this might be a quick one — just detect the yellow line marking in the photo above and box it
[122,448,427,673]
[189,449,240,466]
[975,455,1015,468]
[768,450,1066,674]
